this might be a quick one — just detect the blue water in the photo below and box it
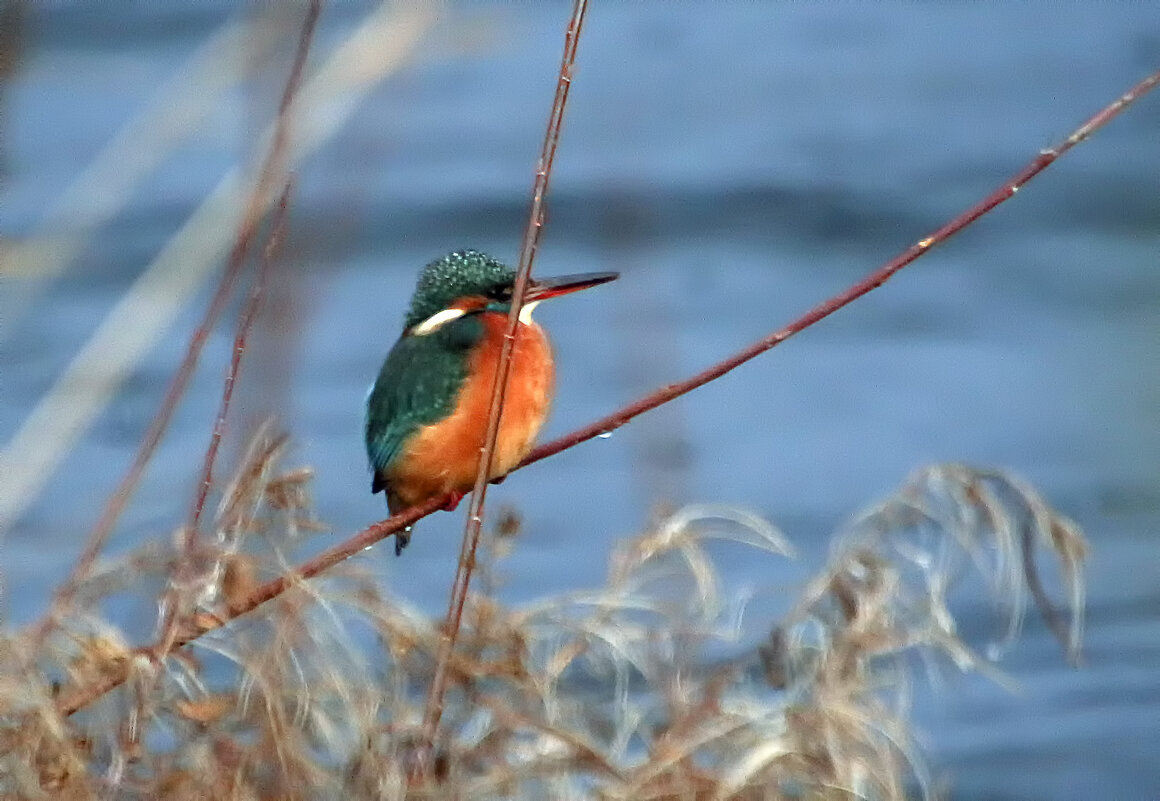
[3,4,1159,798]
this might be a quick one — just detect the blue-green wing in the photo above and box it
[364,330,472,493]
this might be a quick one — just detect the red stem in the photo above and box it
[38,0,321,648]
[518,67,1160,465]
[421,0,591,749]
[154,180,296,657]
[184,7,319,543]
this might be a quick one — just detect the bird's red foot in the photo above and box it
[441,491,465,512]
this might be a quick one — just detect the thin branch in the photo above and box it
[52,66,1160,720]
[186,11,318,545]
[0,6,433,537]
[421,0,591,752]
[155,178,297,658]
[518,68,1160,467]
[37,0,321,647]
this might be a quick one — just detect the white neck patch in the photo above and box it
[411,307,467,336]
[411,301,541,336]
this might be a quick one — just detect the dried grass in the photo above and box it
[0,429,1085,800]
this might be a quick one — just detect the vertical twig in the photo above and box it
[420,0,591,755]
[153,1,318,664]
[183,9,319,546]
[33,0,320,648]
[154,178,297,657]
[0,3,434,537]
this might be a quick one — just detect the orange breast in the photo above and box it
[386,313,554,508]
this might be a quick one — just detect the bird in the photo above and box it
[365,249,618,555]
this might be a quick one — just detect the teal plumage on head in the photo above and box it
[403,250,516,329]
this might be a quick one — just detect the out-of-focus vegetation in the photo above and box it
[0,426,1084,799]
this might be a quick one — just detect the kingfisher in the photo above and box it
[365,250,618,554]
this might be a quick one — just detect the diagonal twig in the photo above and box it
[516,68,1160,467]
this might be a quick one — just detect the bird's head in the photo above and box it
[404,250,617,336]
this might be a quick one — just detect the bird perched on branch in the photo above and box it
[365,250,617,554]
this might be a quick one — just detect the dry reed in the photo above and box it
[0,427,1085,799]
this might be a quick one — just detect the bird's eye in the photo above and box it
[486,284,514,301]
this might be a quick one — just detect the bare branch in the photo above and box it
[36,0,321,648]
[422,0,591,754]
[519,68,1160,468]
[155,178,297,658]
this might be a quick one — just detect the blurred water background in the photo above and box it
[2,3,1158,798]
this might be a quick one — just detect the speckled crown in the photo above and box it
[404,250,515,330]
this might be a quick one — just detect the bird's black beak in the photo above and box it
[525,271,619,303]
